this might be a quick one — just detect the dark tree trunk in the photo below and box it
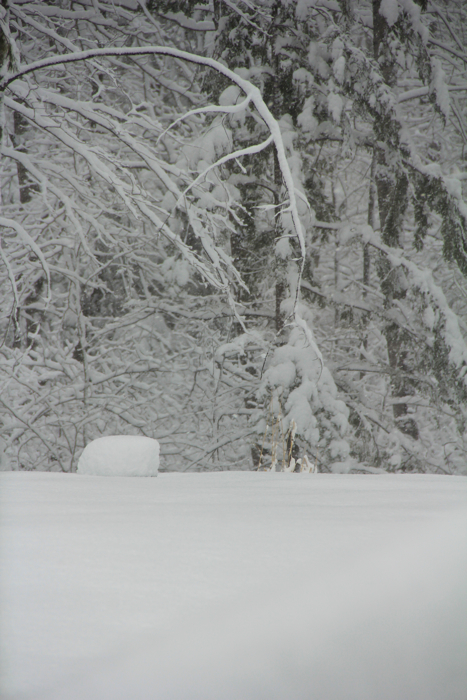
[372,0,419,440]
[10,107,43,349]
[12,110,40,205]
[271,3,287,338]
[273,145,286,335]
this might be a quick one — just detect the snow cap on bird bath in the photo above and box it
[77,436,159,476]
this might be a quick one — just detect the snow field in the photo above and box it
[0,472,466,699]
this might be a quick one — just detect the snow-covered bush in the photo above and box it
[77,436,159,477]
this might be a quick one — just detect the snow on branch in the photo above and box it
[0,217,51,304]
[363,228,467,380]
[151,10,215,33]
[1,45,307,260]
[343,39,467,276]
[156,95,254,146]
[178,135,274,209]
[0,241,19,310]
[1,144,92,255]
[3,95,234,290]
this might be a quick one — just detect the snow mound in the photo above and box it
[77,436,159,477]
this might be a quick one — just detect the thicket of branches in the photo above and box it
[0,0,466,474]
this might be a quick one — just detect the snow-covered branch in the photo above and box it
[2,45,307,257]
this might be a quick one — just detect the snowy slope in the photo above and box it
[0,472,466,699]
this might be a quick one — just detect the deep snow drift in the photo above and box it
[0,472,466,700]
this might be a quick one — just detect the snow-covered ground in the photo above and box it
[1,471,466,700]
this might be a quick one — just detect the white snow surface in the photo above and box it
[77,436,159,476]
[0,472,466,700]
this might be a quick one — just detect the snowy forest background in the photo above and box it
[0,0,466,475]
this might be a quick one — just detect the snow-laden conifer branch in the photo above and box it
[342,39,467,275]
[364,229,467,383]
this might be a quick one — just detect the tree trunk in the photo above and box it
[372,0,419,440]
[12,109,40,205]
[271,2,289,339]
[10,107,43,349]
[273,145,286,335]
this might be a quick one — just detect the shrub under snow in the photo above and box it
[77,436,160,477]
